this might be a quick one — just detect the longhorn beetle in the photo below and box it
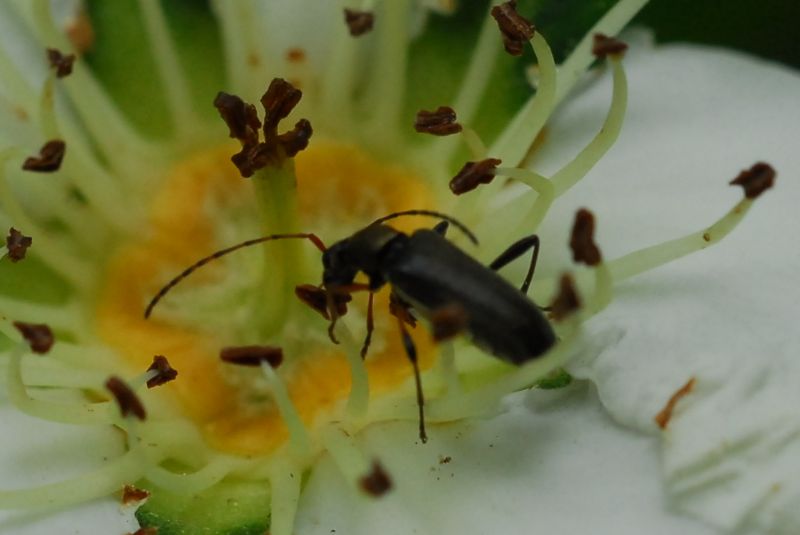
[145,210,556,442]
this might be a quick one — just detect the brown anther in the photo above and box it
[13,321,54,354]
[220,345,284,368]
[430,304,469,342]
[295,284,351,320]
[491,1,535,56]
[549,274,581,321]
[414,106,463,136]
[359,461,392,497]
[730,162,776,199]
[22,140,66,172]
[276,118,313,157]
[145,355,178,389]
[261,78,303,136]
[6,228,32,263]
[592,33,628,59]
[121,484,150,505]
[654,377,696,429]
[286,47,306,63]
[105,376,146,421]
[344,9,375,37]
[46,48,75,78]
[65,11,95,53]
[450,158,502,195]
[213,92,261,147]
[569,208,602,266]
[389,292,417,327]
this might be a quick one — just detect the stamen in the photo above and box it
[343,8,375,37]
[220,345,284,368]
[607,164,777,282]
[436,342,461,395]
[13,321,54,354]
[730,162,775,199]
[260,360,312,458]
[359,461,392,497]
[550,274,581,322]
[5,228,32,263]
[592,33,629,59]
[320,426,372,492]
[121,484,150,505]
[570,209,602,266]
[450,158,501,195]
[143,456,243,495]
[414,106,463,136]
[145,355,178,388]
[295,284,351,320]
[430,304,468,342]
[106,376,147,421]
[552,38,628,196]
[269,462,302,535]
[0,447,146,509]
[46,48,75,78]
[491,1,535,56]
[654,377,696,429]
[22,140,66,172]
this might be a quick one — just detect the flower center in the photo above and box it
[95,138,438,455]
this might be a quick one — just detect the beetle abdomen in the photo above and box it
[384,230,555,364]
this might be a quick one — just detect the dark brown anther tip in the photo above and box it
[213,92,261,147]
[491,1,535,56]
[261,78,303,136]
[414,106,463,136]
[592,33,628,59]
[450,158,502,195]
[220,345,284,368]
[121,484,150,505]
[344,8,375,37]
[22,140,66,172]
[730,162,776,199]
[570,208,602,266]
[6,228,32,263]
[46,48,76,78]
[127,528,158,535]
[146,355,178,389]
[295,284,351,320]
[654,377,696,429]
[430,303,469,342]
[13,321,54,354]
[277,118,313,157]
[359,461,392,497]
[106,376,146,421]
[549,274,581,322]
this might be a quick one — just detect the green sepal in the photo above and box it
[134,478,270,535]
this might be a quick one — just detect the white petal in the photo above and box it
[533,38,800,533]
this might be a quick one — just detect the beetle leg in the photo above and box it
[489,234,540,295]
[360,291,375,359]
[396,315,427,444]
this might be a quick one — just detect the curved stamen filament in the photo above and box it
[488,31,557,169]
[6,342,114,425]
[608,196,756,283]
[320,425,372,492]
[260,361,312,459]
[552,55,628,196]
[269,461,302,535]
[143,456,245,496]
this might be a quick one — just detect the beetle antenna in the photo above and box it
[145,233,327,319]
[371,210,478,245]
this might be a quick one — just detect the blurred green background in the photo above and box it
[638,0,799,68]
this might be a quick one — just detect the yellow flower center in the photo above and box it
[95,139,437,455]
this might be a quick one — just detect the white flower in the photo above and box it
[0,1,798,534]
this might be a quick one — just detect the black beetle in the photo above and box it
[145,209,556,442]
